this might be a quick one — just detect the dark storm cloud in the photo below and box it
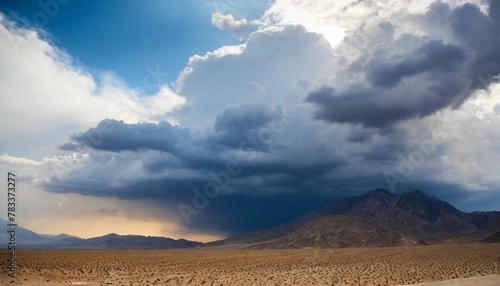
[366,41,467,89]
[210,103,279,149]
[42,151,368,234]
[215,103,277,132]
[238,158,344,181]
[447,3,498,49]
[58,142,78,151]
[70,119,190,153]
[44,173,206,201]
[53,114,344,193]
[44,117,492,235]
[306,2,500,128]
[491,0,500,22]
[44,110,349,234]
[48,95,459,236]
[423,1,450,29]
[41,1,500,237]
[306,64,469,128]
[42,147,346,235]
[345,127,372,143]
[184,191,334,234]
[43,170,341,234]
[447,3,500,90]
[68,119,232,174]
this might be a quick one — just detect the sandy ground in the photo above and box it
[1,243,499,286]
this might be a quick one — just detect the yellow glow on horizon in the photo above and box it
[14,187,226,243]
[23,213,225,243]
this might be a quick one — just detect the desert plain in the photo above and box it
[1,243,499,286]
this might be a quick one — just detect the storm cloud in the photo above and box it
[28,0,500,237]
[306,2,500,129]
[69,119,190,153]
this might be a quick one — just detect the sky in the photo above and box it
[0,0,499,242]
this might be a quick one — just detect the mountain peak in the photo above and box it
[103,233,121,238]
[410,190,430,197]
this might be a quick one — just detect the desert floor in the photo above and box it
[1,243,499,286]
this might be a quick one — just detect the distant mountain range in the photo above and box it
[1,189,498,249]
[0,218,201,249]
[0,218,81,246]
[70,233,201,249]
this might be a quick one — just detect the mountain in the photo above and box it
[467,211,500,229]
[481,217,500,243]
[40,233,85,245]
[0,218,64,246]
[0,218,201,249]
[208,189,500,248]
[482,230,500,243]
[69,233,202,249]
[241,215,414,249]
